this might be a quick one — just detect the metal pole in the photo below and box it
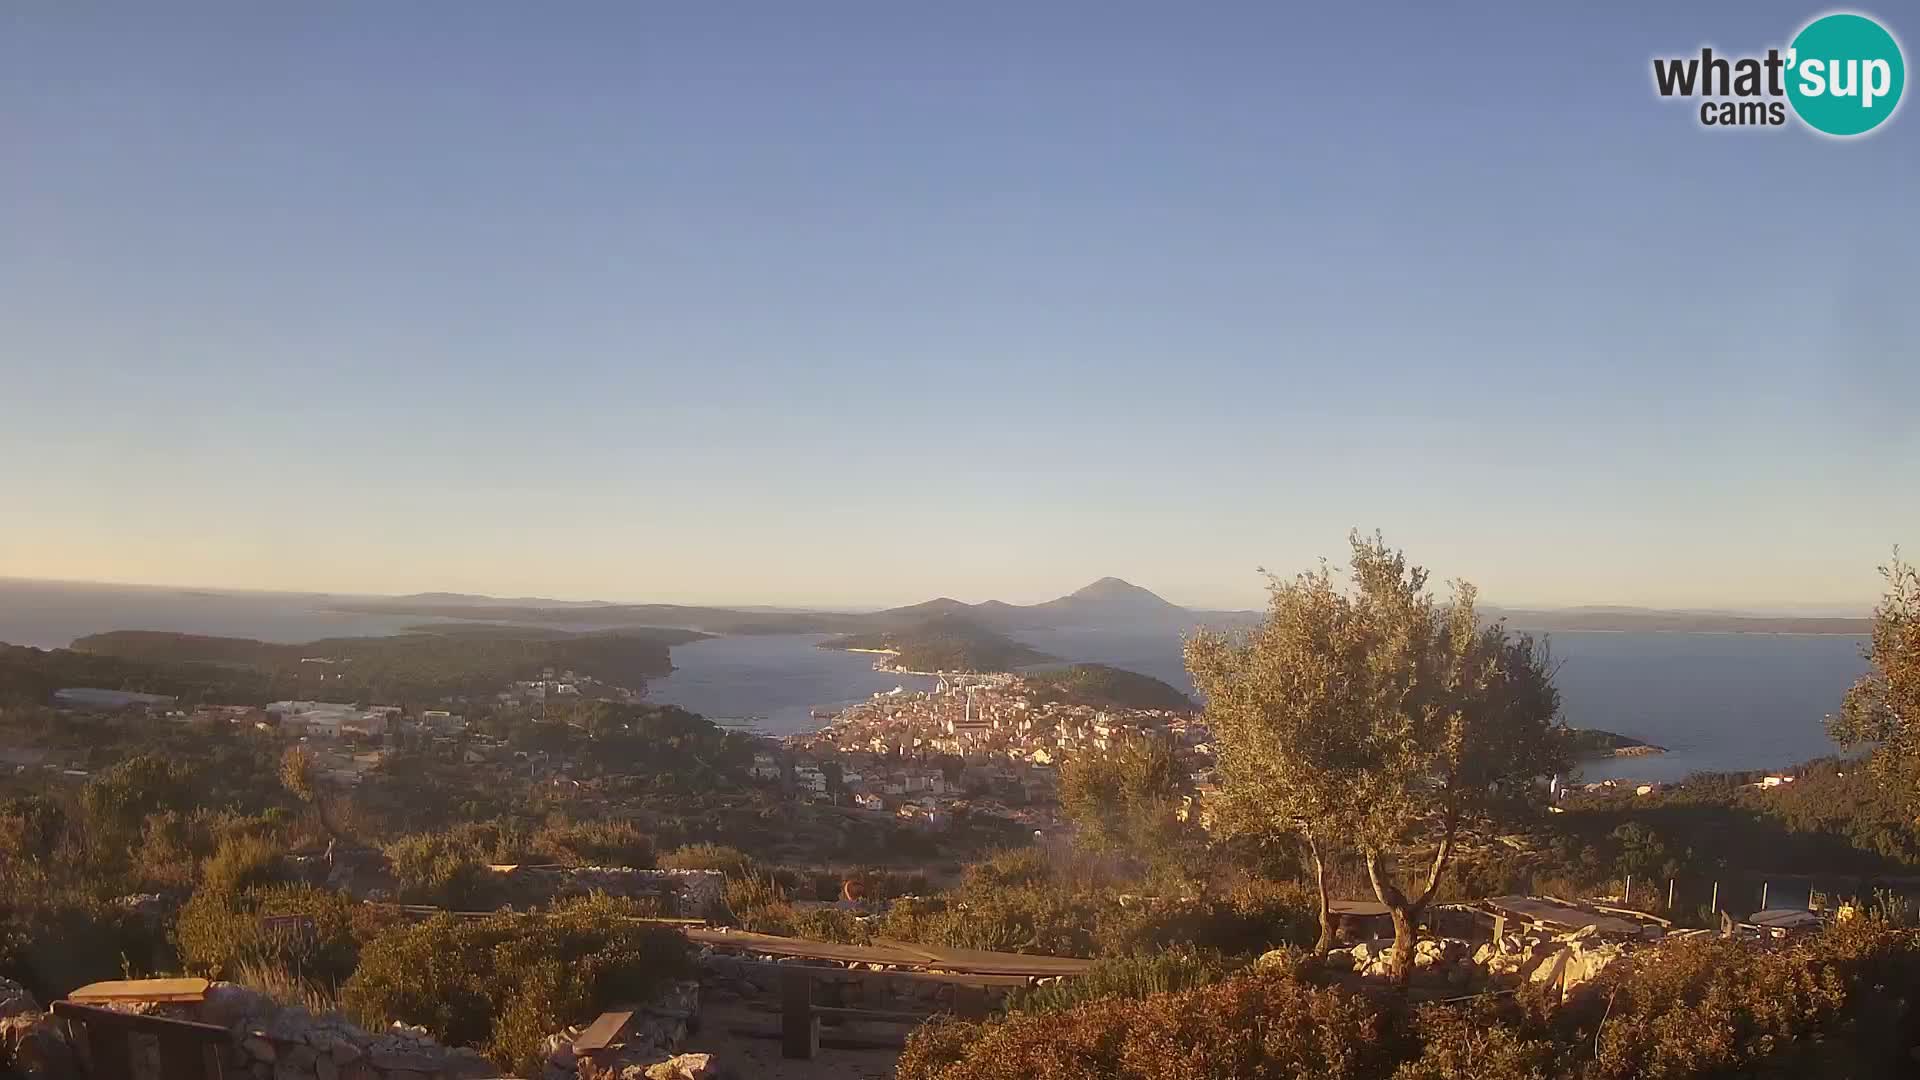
[1625,875,1632,903]
[1761,882,1769,910]
[1668,879,1676,911]
[1711,881,1719,913]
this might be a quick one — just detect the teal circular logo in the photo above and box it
[1786,13,1905,136]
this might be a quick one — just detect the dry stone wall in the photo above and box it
[0,976,716,1080]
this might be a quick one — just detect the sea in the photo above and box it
[0,580,1871,783]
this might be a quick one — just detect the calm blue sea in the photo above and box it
[658,626,1869,784]
[1,581,1869,781]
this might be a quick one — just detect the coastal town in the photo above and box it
[18,659,1784,844]
[15,662,1217,849]
[781,672,1213,833]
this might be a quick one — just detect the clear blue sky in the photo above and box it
[2,2,1914,611]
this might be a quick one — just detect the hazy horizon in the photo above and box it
[0,572,1877,620]
[4,2,1913,611]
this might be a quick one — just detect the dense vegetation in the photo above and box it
[1564,728,1663,756]
[821,613,1056,672]
[1189,534,1568,980]
[341,896,690,1077]
[1023,662,1194,711]
[0,642,274,708]
[898,914,1920,1079]
[2,544,1914,1078]
[67,626,702,704]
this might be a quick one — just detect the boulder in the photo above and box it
[443,1046,498,1078]
[0,978,39,1021]
[0,1012,75,1080]
[1255,949,1294,972]
[643,1052,724,1080]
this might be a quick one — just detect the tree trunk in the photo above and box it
[1365,850,1419,989]
[1364,809,1462,990]
[1308,835,1336,957]
[1386,902,1415,987]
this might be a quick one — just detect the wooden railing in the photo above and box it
[52,1001,232,1080]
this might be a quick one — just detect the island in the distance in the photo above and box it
[1568,727,1668,759]
[56,625,705,703]
[1024,662,1196,712]
[819,613,1056,674]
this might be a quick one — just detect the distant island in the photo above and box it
[819,614,1055,674]
[1567,727,1668,759]
[1024,662,1195,712]
[1491,606,1870,636]
[53,625,706,704]
[325,578,1871,639]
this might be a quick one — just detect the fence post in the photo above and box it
[781,968,818,1060]
[954,984,988,1020]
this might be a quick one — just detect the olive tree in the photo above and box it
[1058,732,1201,883]
[1828,553,1920,810]
[1186,532,1565,985]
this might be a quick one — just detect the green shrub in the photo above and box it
[340,894,691,1076]
[0,868,167,1001]
[882,884,1107,956]
[1576,915,1920,1080]
[200,834,292,900]
[787,907,872,945]
[79,753,196,842]
[1096,878,1318,957]
[901,919,1920,1080]
[1008,948,1238,1013]
[1393,1001,1556,1080]
[174,884,361,985]
[531,820,654,868]
[897,967,1393,1080]
[658,843,757,879]
[385,832,492,908]
[958,847,1053,892]
[721,871,805,933]
[0,795,67,863]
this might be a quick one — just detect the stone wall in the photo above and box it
[1307,923,1636,998]
[0,976,715,1080]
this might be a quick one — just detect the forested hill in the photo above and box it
[0,642,273,707]
[820,614,1056,673]
[55,626,706,703]
[1024,663,1196,712]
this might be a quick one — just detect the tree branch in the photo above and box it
[1364,848,1408,911]
[1412,804,1460,913]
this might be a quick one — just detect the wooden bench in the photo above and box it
[570,1007,640,1056]
[779,965,994,1060]
[52,1001,231,1080]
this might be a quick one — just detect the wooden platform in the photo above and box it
[571,1008,638,1053]
[69,978,210,1004]
[687,928,1095,977]
[687,928,936,967]
[1481,896,1649,936]
[870,939,1097,977]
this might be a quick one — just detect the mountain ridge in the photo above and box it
[331,581,1872,637]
